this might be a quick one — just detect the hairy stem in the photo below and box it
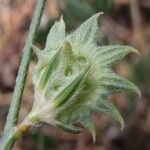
[0,0,46,149]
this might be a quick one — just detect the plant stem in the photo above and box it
[0,0,46,149]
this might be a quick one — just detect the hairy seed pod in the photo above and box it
[24,13,140,142]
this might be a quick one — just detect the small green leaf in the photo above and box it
[37,49,62,91]
[62,41,75,64]
[99,73,141,96]
[93,97,124,129]
[97,45,139,66]
[45,16,66,51]
[67,13,103,45]
[62,41,76,76]
[83,120,96,143]
[56,121,81,134]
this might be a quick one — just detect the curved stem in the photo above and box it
[0,124,32,150]
[0,0,46,149]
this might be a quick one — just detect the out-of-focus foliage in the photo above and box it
[61,0,113,29]
[132,57,150,97]
[91,0,113,12]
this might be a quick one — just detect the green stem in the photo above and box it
[37,130,45,150]
[0,0,46,149]
[0,127,22,150]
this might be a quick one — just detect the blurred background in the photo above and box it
[0,0,150,149]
